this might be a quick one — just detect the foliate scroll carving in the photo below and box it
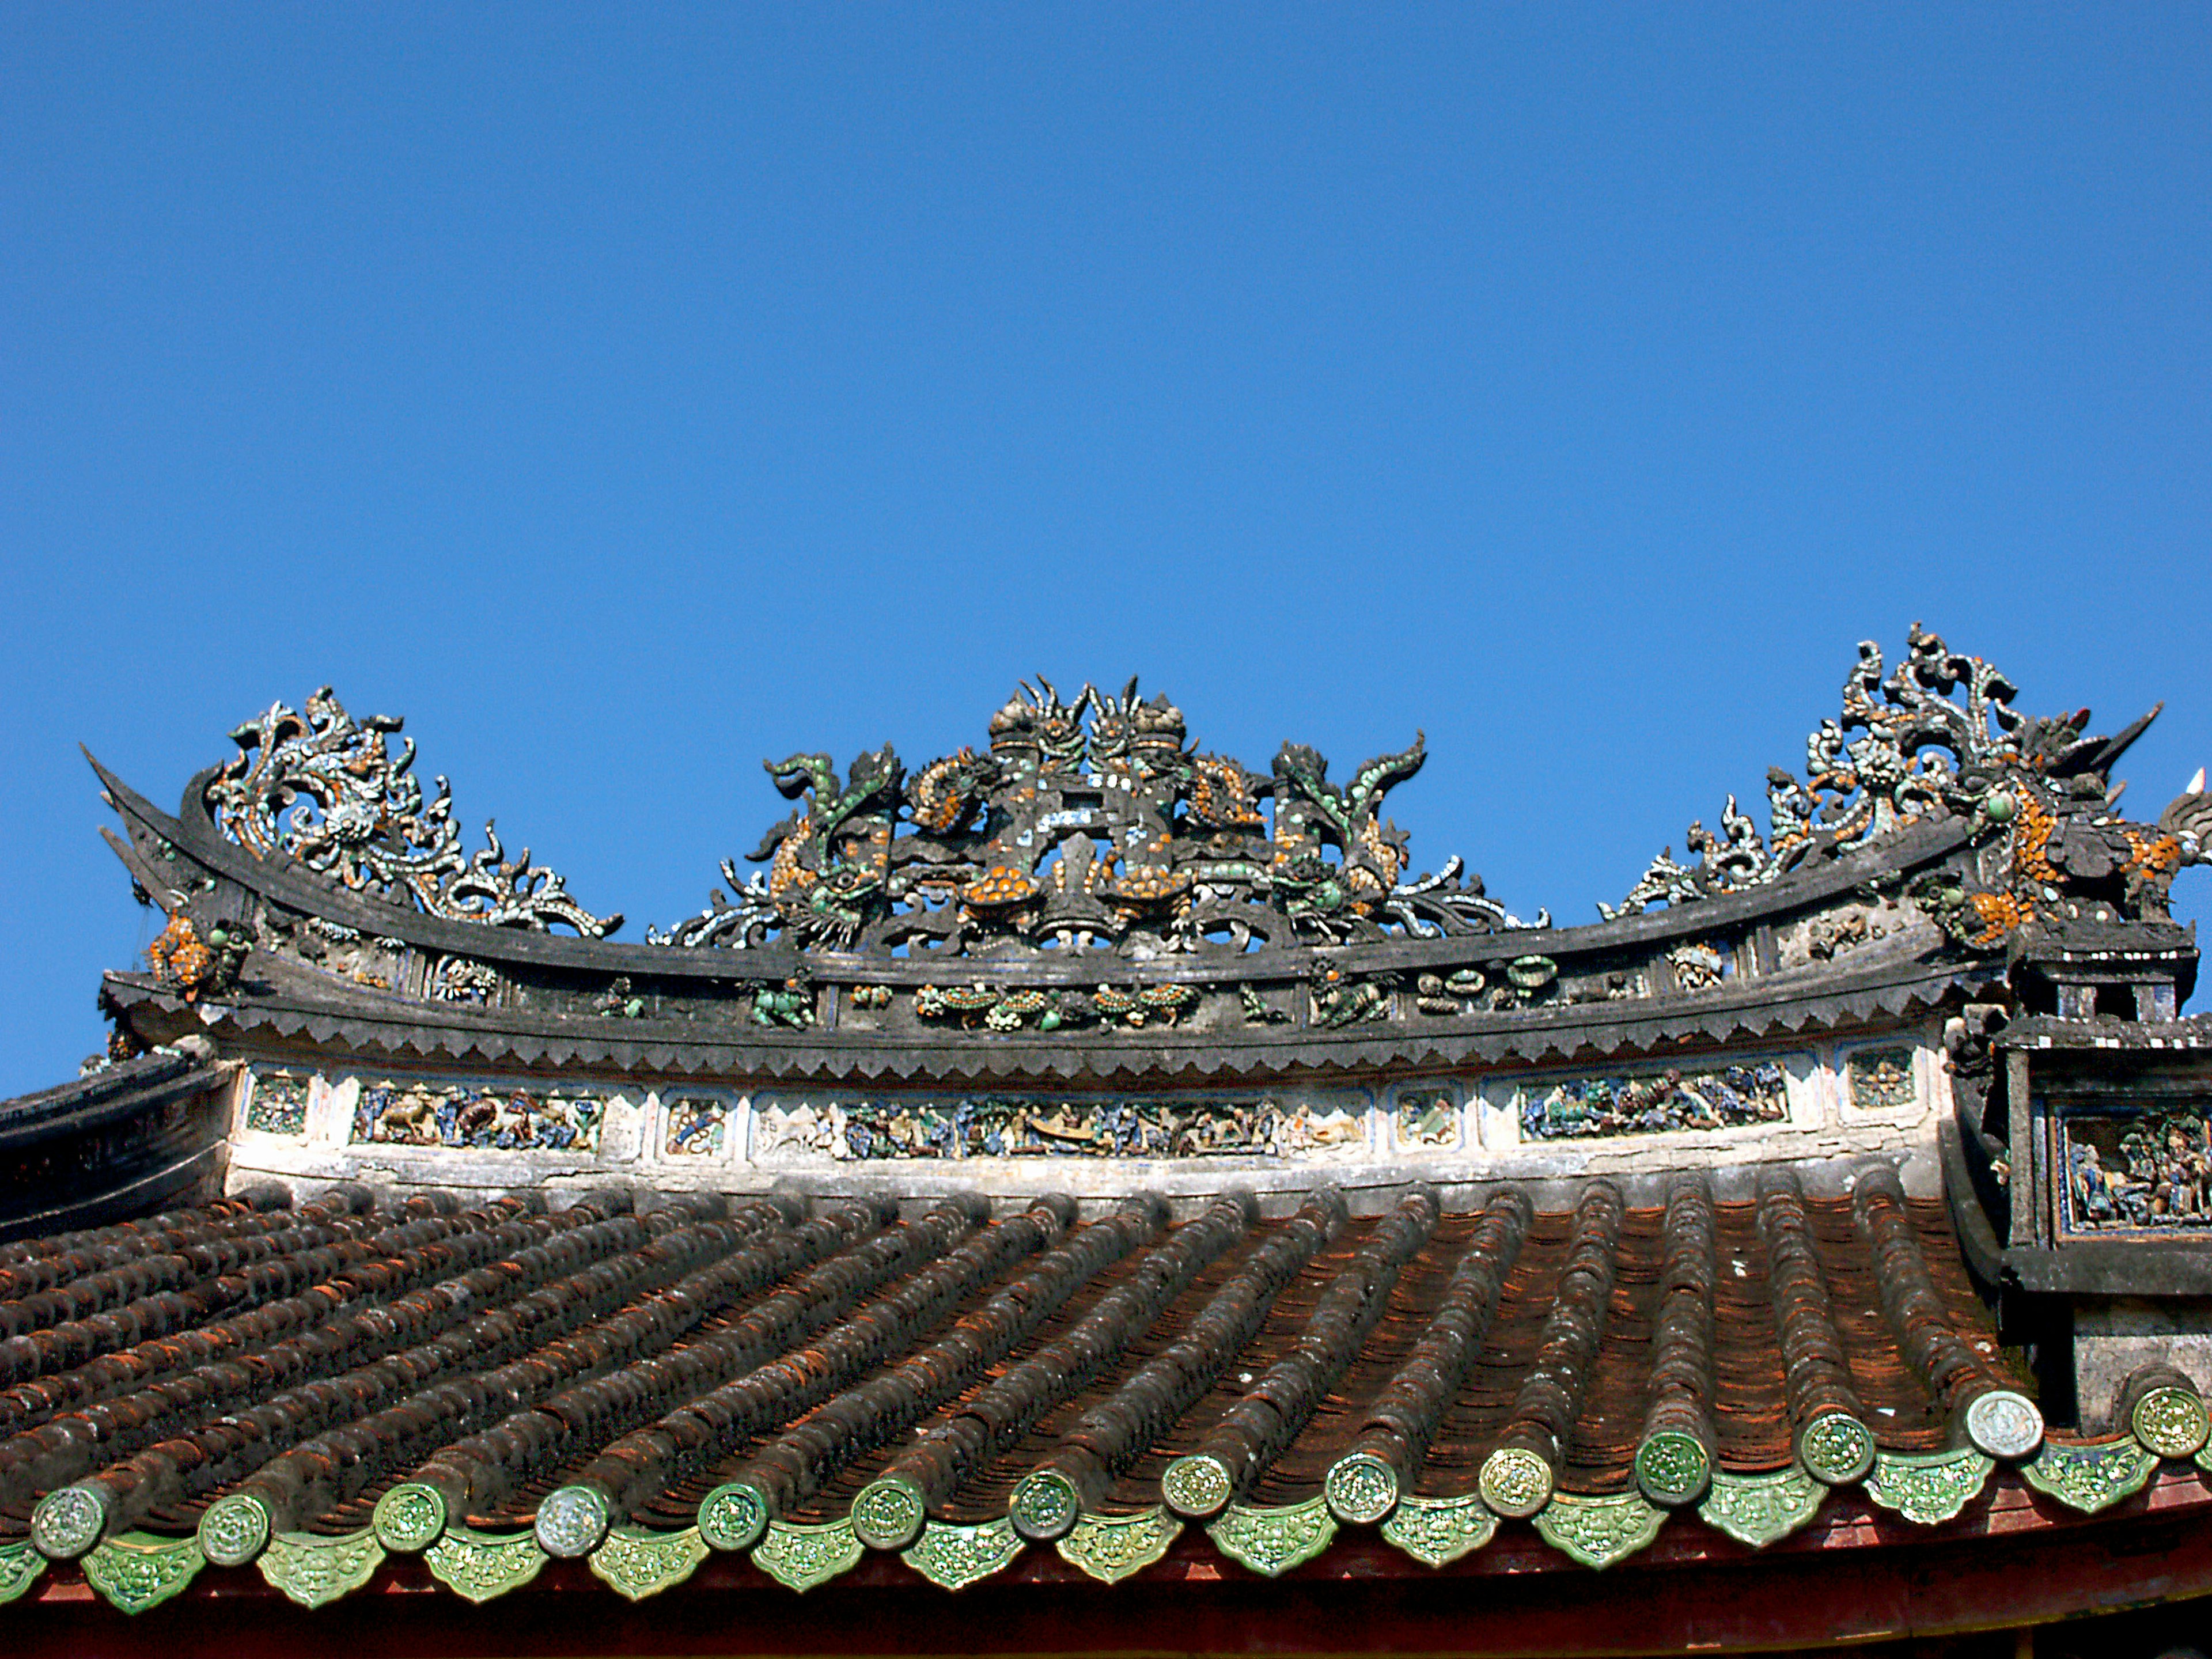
[1600,624,2207,935]
[651,678,1542,959]
[206,688,619,937]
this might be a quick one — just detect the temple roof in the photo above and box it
[1,1166,2200,1620]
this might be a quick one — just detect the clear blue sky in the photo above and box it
[3,7,2207,1094]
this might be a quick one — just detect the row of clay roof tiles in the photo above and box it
[1,1176,2209,1612]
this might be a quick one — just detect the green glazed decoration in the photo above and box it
[81,1531,204,1615]
[851,1479,929,1551]
[1378,1492,1497,1568]
[902,1518,1025,1590]
[257,1530,385,1609]
[1054,1508,1181,1585]
[372,1483,448,1552]
[198,1493,272,1567]
[423,1525,547,1603]
[1531,1491,1664,1570]
[0,1539,48,1606]
[698,1482,771,1552]
[1634,1431,1713,1507]
[1206,1497,1336,1578]
[752,1518,862,1593]
[1698,1466,1824,1549]
[1863,1448,1993,1526]
[1324,1452,1400,1525]
[2019,1438,2156,1515]
[2131,1386,2211,1461]
[590,1526,707,1602]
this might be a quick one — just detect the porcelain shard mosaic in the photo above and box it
[756,1093,1367,1161]
[1520,1061,1789,1141]
[244,1070,309,1134]
[1847,1047,1917,1112]
[2063,1103,2212,1233]
[662,1097,727,1156]
[352,1078,607,1152]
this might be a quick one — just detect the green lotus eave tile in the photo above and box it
[590,1526,707,1603]
[2020,1438,2156,1515]
[1531,1491,1664,1570]
[81,1531,204,1615]
[1378,1493,1497,1569]
[902,1518,1024,1590]
[1863,1448,1994,1527]
[1698,1466,1824,1550]
[1206,1497,1337,1579]
[1054,1508,1181,1585]
[257,1530,385,1609]
[752,1519,862,1594]
[423,1525,547,1603]
[0,1538,48,1605]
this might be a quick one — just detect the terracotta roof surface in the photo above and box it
[0,1172,2182,1612]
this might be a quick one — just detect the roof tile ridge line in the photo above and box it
[1850,1166,2044,1463]
[1324,1187,1537,1524]
[391,1197,914,1541]
[1634,1174,1720,1508]
[733,1200,1161,1552]
[0,1187,287,1275]
[1011,1187,1347,1535]
[22,1196,664,1558]
[1163,1186,1441,1521]
[1477,1179,1627,1518]
[0,1193,551,1445]
[1755,1167,1874,1485]
[219,1198,795,1552]
[872,1195,1247,1536]
[640,1200,1081,1558]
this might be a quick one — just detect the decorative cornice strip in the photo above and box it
[2020,1440,2156,1514]
[1054,1509,1181,1585]
[1863,1449,1994,1526]
[0,1540,47,1607]
[752,1519,863,1594]
[902,1518,1025,1590]
[1698,1466,1824,1549]
[1377,1493,1497,1567]
[1206,1498,1338,1578]
[81,1531,204,1615]
[1531,1492,1665,1570]
[422,1525,546,1603]
[589,1525,708,1602]
[256,1530,385,1609]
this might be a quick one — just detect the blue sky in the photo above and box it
[3,6,2207,1094]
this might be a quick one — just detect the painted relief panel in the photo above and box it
[1392,1087,1463,1151]
[755,1093,1367,1162]
[351,1078,607,1153]
[1519,1061,1789,1142]
[1846,1047,1918,1112]
[243,1069,310,1135]
[2062,1103,2212,1233]
[662,1096,728,1157]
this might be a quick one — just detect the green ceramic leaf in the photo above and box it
[1863,1449,1994,1526]
[752,1519,862,1594]
[257,1531,385,1609]
[1378,1493,1497,1569]
[902,1518,1024,1590]
[2019,1438,2154,1515]
[1531,1492,1664,1570]
[1206,1497,1336,1578]
[81,1531,204,1615]
[423,1526,547,1603]
[1698,1466,1824,1549]
[0,1539,48,1606]
[1054,1508,1181,1585]
[590,1526,707,1602]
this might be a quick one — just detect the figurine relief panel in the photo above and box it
[350,1077,609,1154]
[751,1092,1371,1162]
[1517,1061,1792,1142]
[241,1069,310,1135]
[2062,1104,2212,1234]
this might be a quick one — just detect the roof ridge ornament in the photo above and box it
[203,688,620,938]
[649,678,1537,956]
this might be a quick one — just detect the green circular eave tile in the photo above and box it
[1797,1412,1877,1486]
[257,1531,385,1609]
[1963,1390,2046,1461]
[1161,1453,1235,1520]
[535,1485,611,1559]
[1323,1452,1400,1525]
[373,1483,448,1552]
[0,1539,49,1607]
[1007,1469,1081,1541]
[590,1527,707,1603]
[698,1483,771,1552]
[1697,1466,1824,1550]
[1207,1498,1338,1578]
[1863,1448,1994,1526]
[2133,1386,2212,1460]
[198,1492,272,1567]
[1477,1446,1554,1519]
[851,1479,927,1551]
[2019,1438,2156,1515]
[82,1532,205,1615]
[1634,1431,1713,1507]
[902,1518,1025,1590]
[1531,1492,1665,1570]
[30,1484,109,1561]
